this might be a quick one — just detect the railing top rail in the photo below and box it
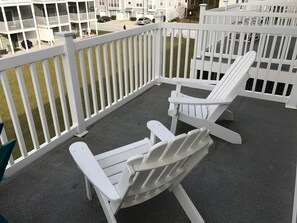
[0,45,64,72]
[161,23,297,36]
[203,11,297,18]
[241,2,297,6]
[74,23,161,50]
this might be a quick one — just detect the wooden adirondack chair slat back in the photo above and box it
[116,128,212,209]
[207,51,256,121]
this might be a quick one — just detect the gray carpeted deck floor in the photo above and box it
[1,84,297,223]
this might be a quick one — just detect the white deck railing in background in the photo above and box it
[0,17,296,175]
[240,1,297,13]
[200,4,297,27]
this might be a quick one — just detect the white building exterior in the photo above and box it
[96,0,187,21]
[0,0,96,54]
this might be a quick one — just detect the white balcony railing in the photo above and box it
[22,19,36,29]
[0,20,296,177]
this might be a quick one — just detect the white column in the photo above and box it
[56,32,88,136]
[153,15,164,84]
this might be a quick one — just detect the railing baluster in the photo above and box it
[103,43,112,106]
[29,63,50,143]
[15,66,39,150]
[169,30,174,78]
[78,50,91,118]
[139,34,143,88]
[183,30,190,78]
[122,38,129,96]
[148,30,152,81]
[176,29,182,78]
[134,35,139,90]
[95,45,106,111]
[162,28,167,78]
[128,36,134,93]
[42,60,61,137]
[143,31,148,85]
[110,41,118,102]
[116,39,124,100]
[0,71,27,157]
[53,56,70,131]
[87,47,99,114]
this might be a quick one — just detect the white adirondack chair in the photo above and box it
[69,120,213,223]
[168,51,257,144]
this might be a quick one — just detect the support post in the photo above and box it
[153,15,164,85]
[197,4,207,58]
[56,32,88,136]
[286,67,297,109]
[223,0,229,11]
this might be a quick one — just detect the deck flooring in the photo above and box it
[1,83,297,223]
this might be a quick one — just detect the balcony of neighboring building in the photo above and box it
[0,5,35,33]
[68,1,96,22]
[34,2,69,27]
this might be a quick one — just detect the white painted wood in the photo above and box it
[69,121,213,223]
[168,51,256,144]
[87,47,99,114]
[42,60,61,137]
[95,45,106,111]
[133,36,139,90]
[79,50,91,118]
[29,63,51,143]
[122,38,129,96]
[53,56,70,131]
[138,34,143,88]
[116,40,124,100]
[110,42,118,103]
[15,67,39,150]
[0,71,27,157]
[103,43,112,106]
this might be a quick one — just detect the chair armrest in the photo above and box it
[69,142,121,201]
[173,77,219,86]
[168,96,232,105]
[147,120,175,142]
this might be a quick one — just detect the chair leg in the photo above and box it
[172,184,205,223]
[170,115,178,134]
[85,176,92,201]
[219,109,234,121]
[95,187,118,223]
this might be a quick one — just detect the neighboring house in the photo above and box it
[0,0,96,55]
[96,0,187,21]
[0,0,40,54]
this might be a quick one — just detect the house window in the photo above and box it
[128,1,131,4]
[98,0,105,6]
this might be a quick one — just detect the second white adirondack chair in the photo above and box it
[69,120,213,223]
[168,51,257,144]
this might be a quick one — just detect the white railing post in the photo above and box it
[223,0,229,10]
[154,15,164,84]
[197,4,207,58]
[56,32,88,136]
[286,67,297,109]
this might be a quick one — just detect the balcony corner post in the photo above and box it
[286,68,297,109]
[56,32,88,137]
[197,4,207,59]
[223,0,229,11]
[153,15,164,85]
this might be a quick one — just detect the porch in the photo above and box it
[0,9,296,222]
[0,83,297,223]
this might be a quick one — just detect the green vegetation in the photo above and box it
[130,17,137,21]
[0,30,195,159]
